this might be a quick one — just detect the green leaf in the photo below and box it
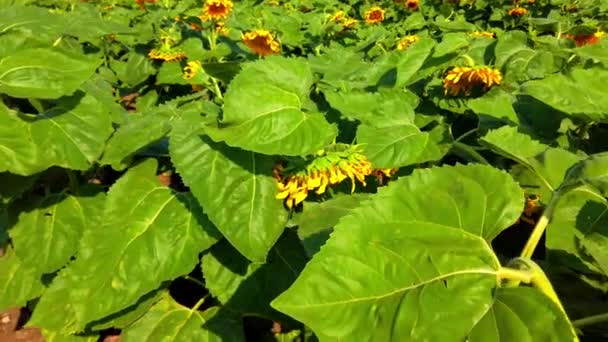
[433,33,470,58]
[121,292,245,342]
[357,124,430,168]
[0,247,45,311]
[546,186,608,276]
[562,152,608,196]
[112,52,156,87]
[29,159,220,331]
[575,41,608,67]
[468,287,576,341]
[157,62,190,85]
[481,126,582,192]
[42,331,98,342]
[30,93,114,171]
[467,89,520,127]
[170,115,288,262]
[205,56,336,156]
[520,68,608,121]
[0,48,101,99]
[395,38,435,87]
[323,88,415,126]
[101,111,173,170]
[272,164,527,340]
[0,106,45,175]
[87,289,164,331]
[0,93,113,175]
[9,192,103,274]
[202,230,307,321]
[293,194,371,257]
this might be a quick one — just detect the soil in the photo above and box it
[0,308,43,342]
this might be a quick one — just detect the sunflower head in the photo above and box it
[469,31,496,39]
[242,30,281,56]
[565,30,604,47]
[202,0,233,21]
[274,145,379,209]
[330,10,346,22]
[507,7,528,17]
[342,18,358,29]
[135,0,157,10]
[148,48,185,62]
[364,7,385,24]
[405,0,419,11]
[443,66,502,97]
[397,35,419,50]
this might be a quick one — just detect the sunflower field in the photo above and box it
[1,0,608,340]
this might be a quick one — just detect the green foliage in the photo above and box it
[1,0,608,340]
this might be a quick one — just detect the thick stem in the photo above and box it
[572,312,608,328]
[520,191,561,258]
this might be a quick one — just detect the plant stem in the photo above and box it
[191,294,209,312]
[67,170,80,194]
[184,276,206,289]
[572,312,608,328]
[454,128,478,143]
[520,191,561,258]
[497,266,534,284]
[452,142,490,165]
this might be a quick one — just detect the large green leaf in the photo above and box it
[356,124,430,168]
[468,287,576,341]
[0,48,101,99]
[201,230,307,322]
[395,38,435,86]
[546,186,608,276]
[205,56,336,156]
[494,30,555,82]
[0,93,114,175]
[170,115,288,262]
[101,112,173,171]
[272,164,535,340]
[562,152,608,196]
[0,247,45,311]
[294,194,371,258]
[31,93,114,171]
[0,105,43,175]
[481,126,582,193]
[323,88,416,126]
[9,192,103,274]
[575,41,608,67]
[28,159,220,331]
[467,89,520,127]
[121,292,245,342]
[520,68,608,122]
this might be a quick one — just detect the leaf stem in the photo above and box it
[454,128,478,143]
[183,275,206,289]
[67,170,80,194]
[520,191,561,258]
[572,312,608,328]
[452,142,490,165]
[191,294,209,312]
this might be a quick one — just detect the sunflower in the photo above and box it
[148,48,185,62]
[364,7,385,24]
[274,145,391,209]
[507,7,528,17]
[565,31,604,47]
[215,21,229,36]
[405,0,419,11]
[135,0,157,10]
[469,31,496,39]
[342,18,358,29]
[397,35,419,50]
[443,66,502,97]
[183,61,203,80]
[242,30,281,56]
[330,10,346,22]
[201,0,233,21]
